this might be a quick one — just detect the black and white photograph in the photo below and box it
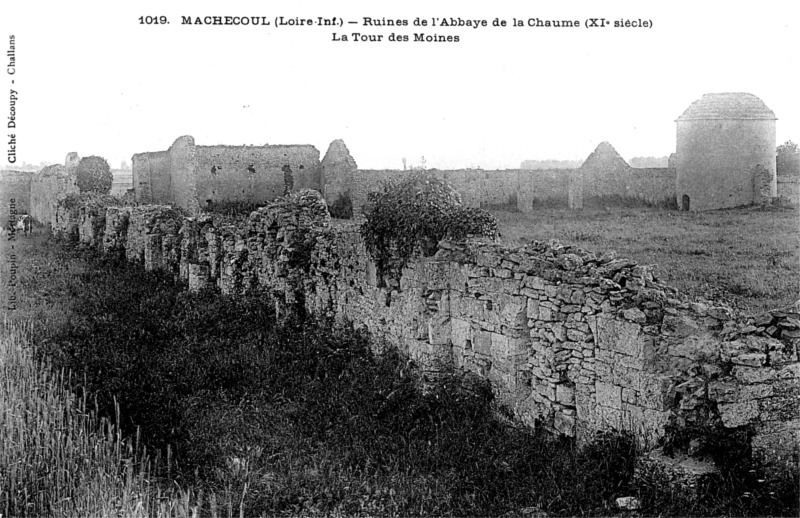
[1,1,798,516]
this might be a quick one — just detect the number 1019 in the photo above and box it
[139,16,168,24]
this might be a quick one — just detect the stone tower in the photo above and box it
[676,93,776,211]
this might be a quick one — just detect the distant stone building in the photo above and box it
[676,93,777,211]
[567,142,676,209]
[320,139,357,208]
[132,136,323,213]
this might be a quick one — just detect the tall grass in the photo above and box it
[0,320,233,517]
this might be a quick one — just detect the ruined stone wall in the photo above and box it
[349,169,413,213]
[52,193,123,243]
[133,137,322,213]
[777,169,799,206]
[440,170,522,209]
[63,192,799,475]
[342,163,674,214]
[169,137,199,213]
[0,170,33,222]
[517,169,570,210]
[624,168,677,206]
[132,136,198,209]
[575,143,677,207]
[193,144,321,210]
[350,169,570,214]
[676,119,777,211]
[29,165,79,225]
[131,151,170,205]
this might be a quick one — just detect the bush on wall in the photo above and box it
[361,171,497,285]
[76,156,113,194]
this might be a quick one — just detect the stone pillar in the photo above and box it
[188,264,211,292]
[144,233,163,271]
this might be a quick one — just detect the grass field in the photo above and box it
[1,212,798,516]
[494,204,800,316]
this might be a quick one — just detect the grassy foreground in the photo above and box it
[1,227,798,516]
[495,203,800,316]
[0,321,216,517]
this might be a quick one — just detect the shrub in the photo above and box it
[360,171,497,284]
[75,156,113,194]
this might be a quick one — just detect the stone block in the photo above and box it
[523,275,545,291]
[566,328,589,342]
[570,289,586,305]
[661,313,702,338]
[536,381,556,402]
[612,365,641,389]
[499,295,527,327]
[622,307,647,324]
[707,306,732,320]
[709,381,773,403]
[597,314,643,356]
[428,316,451,346]
[718,400,759,428]
[527,297,540,319]
[556,383,575,405]
[450,318,470,348]
[473,330,491,356]
[539,306,555,322]
[476,250,501,268]
[493,267,512,279]
[595,381,622,409]
[732,352,767,367]
[490,332,511,359]
[554,411,576,436]
[732,366,777,384]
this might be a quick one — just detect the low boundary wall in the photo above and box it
[55,191,800,476]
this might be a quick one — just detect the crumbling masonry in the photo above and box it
[52,191,799,479]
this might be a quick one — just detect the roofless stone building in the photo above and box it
[676,93,777,211]
[132,136,322,213]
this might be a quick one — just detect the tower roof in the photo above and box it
[677,93,776,121]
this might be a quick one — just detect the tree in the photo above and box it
[76,156,113,194]
[777,141,800,177]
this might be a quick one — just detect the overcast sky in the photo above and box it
[2,1,797,170]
